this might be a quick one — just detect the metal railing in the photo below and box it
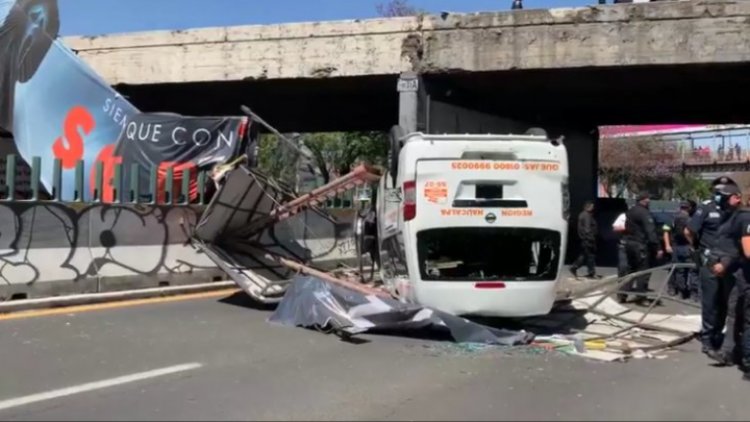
[0,155,211,205]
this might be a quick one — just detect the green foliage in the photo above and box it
[672,174,711,202]
[257,131,388,187]
[304,132,388,183]
[257,133,301,186]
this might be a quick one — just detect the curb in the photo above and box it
[0,281,237,314]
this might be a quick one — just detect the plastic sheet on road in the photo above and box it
[268,275,535,346]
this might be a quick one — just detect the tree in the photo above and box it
[376,0,421,17]
[672,174,711,202]
[257,131,388,190]
[257,133,302,187]
[303,132,388,184]
[599,136,681,198]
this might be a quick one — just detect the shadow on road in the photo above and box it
[218,291,278,312]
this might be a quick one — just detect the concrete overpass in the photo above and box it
[65,0,750,130]
[62,0,750,263]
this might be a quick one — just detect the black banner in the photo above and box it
[112,113,253,203]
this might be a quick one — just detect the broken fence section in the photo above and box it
[193,163,382,304]
[530,263,700,361]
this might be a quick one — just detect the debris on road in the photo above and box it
[524,265,700,362]
[268,275,535,346]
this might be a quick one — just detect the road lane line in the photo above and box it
[0,362,203,412]
[0,289,239,322]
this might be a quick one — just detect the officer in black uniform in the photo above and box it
[617,192,661,304]
[687,176,739,355]
[685,199,700,300]
[570,200,598,279]
[726,191,750,381]
[706,183,745,370]
[663,201,693,299]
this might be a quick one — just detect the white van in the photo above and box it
[374,127,570,317]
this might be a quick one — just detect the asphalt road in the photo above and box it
[0,280,746,421]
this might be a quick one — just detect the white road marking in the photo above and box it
[0,363,203,412]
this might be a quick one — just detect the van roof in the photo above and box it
[402,132,551,143]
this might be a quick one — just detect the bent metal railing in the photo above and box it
[0,154,367,208]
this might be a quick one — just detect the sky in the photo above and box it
[58,0,593,36]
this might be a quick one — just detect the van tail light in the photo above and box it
[475,282,506,289]
[403,180,416,221]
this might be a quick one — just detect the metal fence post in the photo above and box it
[30,156,41,201]
[165,167,174,205]
[130,163,140,204]
[181,168,191,205]
[113,163,122,203]
[75,160,84,202]
[149,166,158,205]
[5,154,15,201]
[198,171,206,205]
[94,161,104,202]
[52,158,62,201]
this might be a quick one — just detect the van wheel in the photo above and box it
[389,125,406,188]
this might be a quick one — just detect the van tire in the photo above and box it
[389,125,406,188]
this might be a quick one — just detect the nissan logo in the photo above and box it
[485,213,497,224]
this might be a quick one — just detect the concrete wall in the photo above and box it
[0,198,363,300]
[0,202,227,300]
[66,0,750,85]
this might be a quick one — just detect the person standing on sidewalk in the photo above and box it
[570,200,599,279]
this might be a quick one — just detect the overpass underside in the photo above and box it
[114,62,750,263]
[116,62,750,132]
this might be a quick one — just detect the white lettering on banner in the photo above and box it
[172,127,187,145]
[103,97,237,149]
[193,128,212,147]
[103,97,131,130]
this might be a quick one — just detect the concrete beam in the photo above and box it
[65,0,750,86]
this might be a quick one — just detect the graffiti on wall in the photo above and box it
[0,202,223,296]
[0,201,367,298]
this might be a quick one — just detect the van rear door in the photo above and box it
[411,158,563,229]
[408,157,565,282]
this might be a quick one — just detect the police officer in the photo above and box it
[570,200,598,279]
[706,183,745,369]
[617,192,662,304]
[725,191,750,381]
[663,201,693,299]
[687,176,739,355]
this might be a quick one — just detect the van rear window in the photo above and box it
[416,228,561,282]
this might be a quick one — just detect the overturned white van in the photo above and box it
[371,126,570,317]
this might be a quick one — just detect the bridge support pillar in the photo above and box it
[397,72,420,133]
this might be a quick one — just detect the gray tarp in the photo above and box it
[269,275,535,346]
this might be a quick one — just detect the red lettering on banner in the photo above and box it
[52,106,95,169]
[156,161,197,204]
[90,144,122,203]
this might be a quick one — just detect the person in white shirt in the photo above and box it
[613,212,628,279]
